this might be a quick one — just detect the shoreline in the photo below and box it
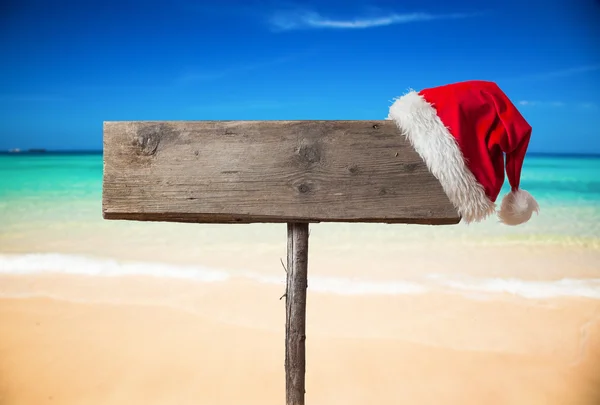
[2,270,599,345]
[2,240,600,279]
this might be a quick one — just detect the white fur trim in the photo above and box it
[387,90,496,224]
[497,189,539,225]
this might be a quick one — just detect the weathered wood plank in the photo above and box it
[285,223,309,405]
[102,120,460,224]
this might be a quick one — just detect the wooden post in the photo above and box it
[285,222,309,405]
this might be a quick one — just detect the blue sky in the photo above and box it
[1,0,599,153]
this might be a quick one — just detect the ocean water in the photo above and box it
[1,152,599,238]
[1,152,599,300]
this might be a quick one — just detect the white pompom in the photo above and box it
[498,189,539,226]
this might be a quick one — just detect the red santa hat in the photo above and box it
[387,80,539,225]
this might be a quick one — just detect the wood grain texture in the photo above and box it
[102,120,460,225]
[285,223,309,405]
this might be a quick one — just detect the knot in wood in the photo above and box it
[296,143,321,165]
[297,183,311,194]
[134,126,162,156]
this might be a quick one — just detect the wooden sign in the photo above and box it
[102,120,461,405]
[102,121,459,225]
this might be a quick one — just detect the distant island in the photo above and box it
[7,148,47,153]
[1,149,103,155]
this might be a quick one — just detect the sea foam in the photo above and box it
[427,273,600,300]
[0,253,230,282]
[1,253,599,300]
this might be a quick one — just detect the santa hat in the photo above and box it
[387,80,539,225]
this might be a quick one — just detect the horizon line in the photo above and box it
[1,150,599,158]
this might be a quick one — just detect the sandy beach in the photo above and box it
[1,241,600,405]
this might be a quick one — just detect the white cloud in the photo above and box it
[268,9,480,31]
[519,100,597,109]
[519,100,564,107]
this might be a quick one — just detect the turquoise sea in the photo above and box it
[1,152,599,300]
[1,152,599,241]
